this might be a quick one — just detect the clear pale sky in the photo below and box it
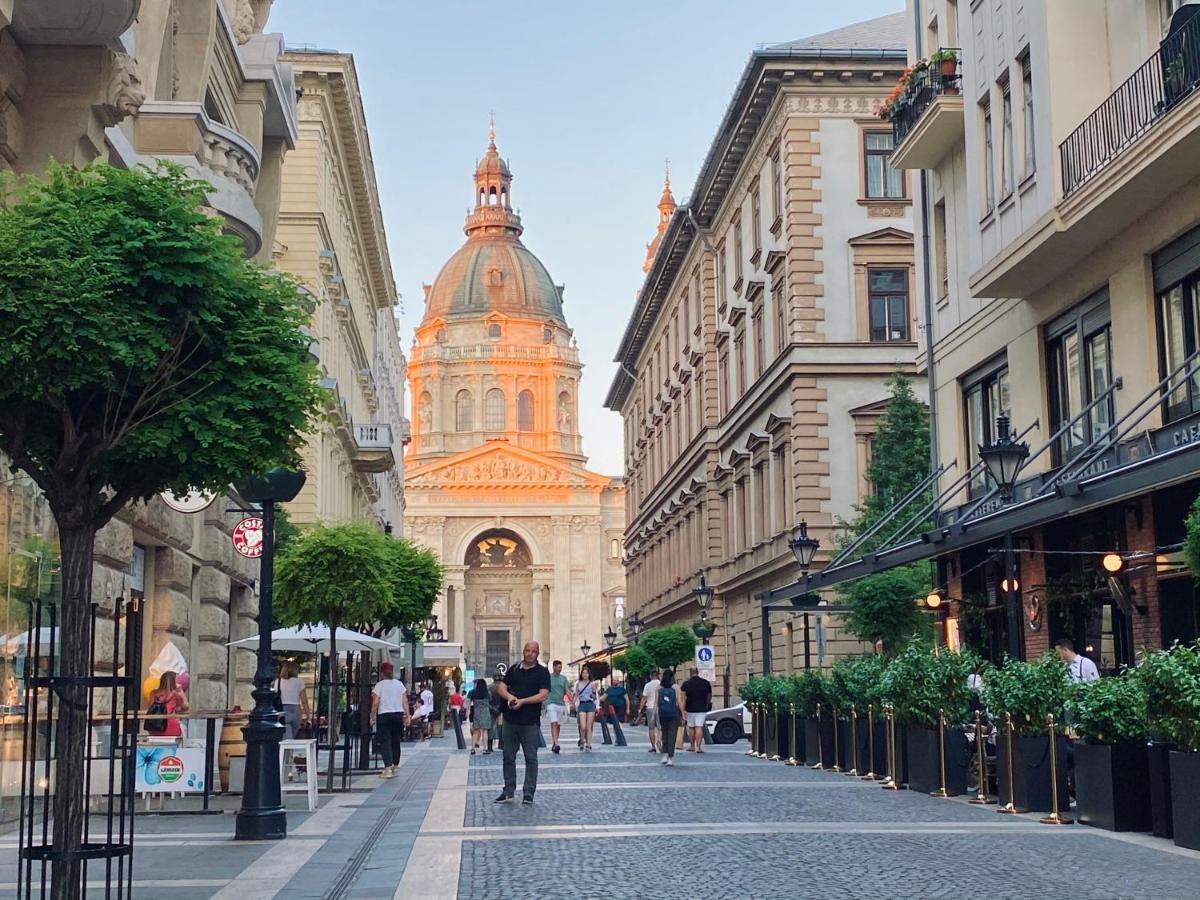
[269,0,904,475]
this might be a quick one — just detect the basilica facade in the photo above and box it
[404,130,625,673]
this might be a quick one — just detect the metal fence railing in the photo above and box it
[891,53,962,146]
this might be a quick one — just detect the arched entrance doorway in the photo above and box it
[465,529,533,677]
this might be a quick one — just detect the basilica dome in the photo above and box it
[421,128,565,324]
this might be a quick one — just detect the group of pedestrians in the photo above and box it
[635,666,712,766]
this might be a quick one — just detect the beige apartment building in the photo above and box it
[276,49,408,530]
[606,14,924,700]
[0,0,300,818]
[801,0,1200,671]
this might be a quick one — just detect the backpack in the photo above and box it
[657,686,680,721]
[145,698,168,734]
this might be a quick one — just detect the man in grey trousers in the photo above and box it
[494,641,550,805]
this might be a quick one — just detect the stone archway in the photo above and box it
[465,529,533,676]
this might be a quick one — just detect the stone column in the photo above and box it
[531,584,543,660]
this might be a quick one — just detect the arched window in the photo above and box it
[485,389,505,431]
[488,322,502,338]
[455,390,473,431]
[517,390,535,431]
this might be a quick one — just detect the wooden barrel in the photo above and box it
[218,712,249,793]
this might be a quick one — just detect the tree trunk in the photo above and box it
[50,522,98,900]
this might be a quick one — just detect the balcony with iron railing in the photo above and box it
[350,423,395,474]
[971,11,1200,299]
[886,52,965,170]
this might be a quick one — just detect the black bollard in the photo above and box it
[451,711,466,750]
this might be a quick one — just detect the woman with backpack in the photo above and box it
[574,666,598,751]
[146,671,188,738]
[653,669,684,766]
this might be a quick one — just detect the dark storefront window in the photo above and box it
[1046,291,1113,467]
[963,357,1010,496]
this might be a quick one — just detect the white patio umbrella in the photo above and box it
[227,624,398,653]
[3,627,59,656]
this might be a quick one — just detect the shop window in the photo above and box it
[1046,291,1113,466]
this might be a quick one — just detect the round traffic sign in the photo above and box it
[161,489,217,514]
[232,517,264,558]
[697,646,714,663]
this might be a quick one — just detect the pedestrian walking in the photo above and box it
[681,667,712,753]
[574,665,599,750]
[467,677,492,755]
[145,671,189,738]
[653,669,684,766]
[370,662,409,778]
[545,660,572,754]
[637,668,662,753]
[494,641,550,805]
[604,675,630,723]
[275,660,310,740]
[450,684,465,725]
[417,682,435,739]
[487,676,504,752]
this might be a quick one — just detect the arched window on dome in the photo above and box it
[455,390,473,431]
[485,389,505,431]
[518,391,535,431]
[488,323,502,339]
[488,186,498,206]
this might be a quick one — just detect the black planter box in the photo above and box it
[804,718,821,766]
[778,712,804,761]
[774,712,792,760]
[853,717,872,775]
[834,718,853,771]
[813,716,836,767]
[865,717,889,779]
[763,710,780,758]
[903,726,970,795]
[995,732,1069,812]
[1170,751,1200,851]
[1148,742,1175,838]
[1074,742,1151,832]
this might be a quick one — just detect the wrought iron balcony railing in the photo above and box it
[1060,11,1200,195]
[889,52,962,146]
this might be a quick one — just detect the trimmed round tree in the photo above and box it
[0,163,320,895]
[640,624,698,674]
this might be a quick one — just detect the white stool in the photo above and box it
[279,738,318,811]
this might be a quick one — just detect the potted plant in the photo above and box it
[767,676,796,761]
[739,675,770,756]
[983,653,1073,812]
[790,670,832,767]
[1069,671,1151,831]
[1139,641,1200,850]
[829,656,887,775]
[929,48,959,87]
[881,642,975,794]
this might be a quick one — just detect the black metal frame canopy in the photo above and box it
[759,436,1200,605]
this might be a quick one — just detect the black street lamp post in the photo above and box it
[979,413,1030,661]
[762,522,822,676]
[627,611,644,644]
[234,467,305,842]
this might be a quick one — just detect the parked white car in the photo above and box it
[705,702,751,743]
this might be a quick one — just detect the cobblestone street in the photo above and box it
[4,722,1199,898]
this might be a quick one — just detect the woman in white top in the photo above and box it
[574,666,599,751]
[370,661,409,778]
[276,660,310,740]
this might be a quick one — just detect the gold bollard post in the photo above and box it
[881,706,900,790]
[1039,714,1074,826]
[969,711,993,804]
[769,704,783,761]
[830,707,843,772]
[846,706,860,776]
[861,703,877,780]
[930,708,950,798]
[811,703,825,769]
[997,712,1022,814]
[786,703,800,765]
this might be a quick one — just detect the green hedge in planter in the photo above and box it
[828,655,887,714]
[984,653,1073,736]
[1140,642,1200,752]
[1068,671,1148,745]
[878,642,979,728]
[788,670,830,718]
[739,675,772,708]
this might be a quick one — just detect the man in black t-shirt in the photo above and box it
[494,641,550,805]
[680,667,713,753]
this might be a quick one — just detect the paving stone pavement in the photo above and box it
[4,720,1199,898]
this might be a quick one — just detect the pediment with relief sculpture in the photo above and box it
[406,442,609,490]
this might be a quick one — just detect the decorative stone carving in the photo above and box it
[867,203,908,218]
[411,456,575,485]
[233,0,257,44]
[95,51,144,128]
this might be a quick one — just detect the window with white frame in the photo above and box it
[1000,77,1015,197]
[1021,54,1035,177]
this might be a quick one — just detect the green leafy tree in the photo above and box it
[640,624,697,672]
[838,374,933,652]
[982,653,1073,737]
[275,521,397,789]
[1139,642,1200,751]
[0,163,320,894]
[619,644,654,678]
[1069,671,1148,745]
[788,669,832,718]
[375,536,442,633]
